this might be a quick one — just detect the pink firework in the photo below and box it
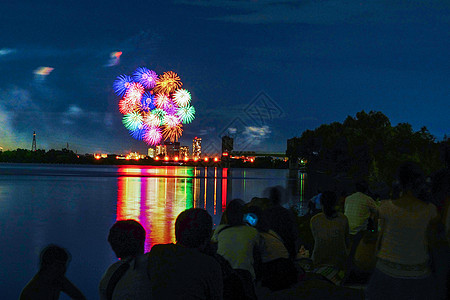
[124,82,144,104]
[144,126,162,145]
[155,93,171,110]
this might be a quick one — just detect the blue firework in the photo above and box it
[140,92,156,112]
[133,67,158,89]
[129,124,148,141]
[113,75,133,97]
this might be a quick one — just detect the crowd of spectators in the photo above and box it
[20,161,449,299]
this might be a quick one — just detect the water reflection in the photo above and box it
[116,166,229,251]
[115,166,307,252]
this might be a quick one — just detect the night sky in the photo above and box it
[1,0,449,155]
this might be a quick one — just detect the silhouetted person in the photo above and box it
[263,186,299,259]
[310,191,349,270]
[99,220,152,300]
[344,180,377,236]
[248,205,298,291]
[366,162,439,300]
[20,245,85,300]
[148,208,223,300]
[212,199,260,299]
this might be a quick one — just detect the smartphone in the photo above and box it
[243,213,258,226]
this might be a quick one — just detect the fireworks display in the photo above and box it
[113,67,196,145]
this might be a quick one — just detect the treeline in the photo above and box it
[287,111,449,184]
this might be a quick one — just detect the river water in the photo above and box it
[0,163,308,299]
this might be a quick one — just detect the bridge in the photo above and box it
[229,151,286,158]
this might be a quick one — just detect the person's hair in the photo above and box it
[108,220,146,259]
[175,208,212,248]
[397,161,425,192]
[355,180,368,193]
[320,191,338,219]
[225,199,245,226]
[39,245,70,270]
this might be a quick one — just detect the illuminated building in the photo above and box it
[148,147,156,158]
[180,146,189,158]
[156,144,167,156]
[192,136,202,158]
[164,141,180,158]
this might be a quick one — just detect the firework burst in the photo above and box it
[163,114,181,128]
[173,89,191,107]
[154,71,182,94]
[176,105,196,124]
[143,112,162,127]
[162,124,183,142]
[113,75,133,97]
[129,124,148,140]
[140,92,156,112]
[119,98,137,115]
[133,67,158,89]
[155,94,170,110]
[114,67,195,145]
[124,82,144,104]
[122,111,143,131]
[144,126,162,145]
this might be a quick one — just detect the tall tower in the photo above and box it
[31,131,37,151]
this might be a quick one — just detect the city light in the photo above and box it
[154,156,159,161]
[204,157,209,162]
[164,156,169,161]
[214,157,219,162]
[184,157,189,162]
[174,156,179,161]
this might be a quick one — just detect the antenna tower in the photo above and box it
[32,131,37,151]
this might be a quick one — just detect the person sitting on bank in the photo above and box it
[248,205,298,291]
[310,191,349,271]
[344,180,378,237]
[99,220,152,300]
[212,199,261,299]
[366,162,439,300]
[263,186,299,259]
[148,208,223,300]
[20,244,86,300]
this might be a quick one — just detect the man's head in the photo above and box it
[175,208,212,248]
[39,245,70,275]
[108,220,146,259]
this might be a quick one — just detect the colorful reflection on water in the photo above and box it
[116,166,230,252]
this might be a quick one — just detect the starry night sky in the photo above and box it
[1,0,449,155]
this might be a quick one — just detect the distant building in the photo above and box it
[148,147,156,158]
[156,144,167,156]
[180,146,189,158]
[165,141,180,157]
[222,136,234,154]
[192,137,202,158]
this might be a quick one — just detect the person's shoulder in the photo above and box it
[310,212,324,223]
[148,243,176,257]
